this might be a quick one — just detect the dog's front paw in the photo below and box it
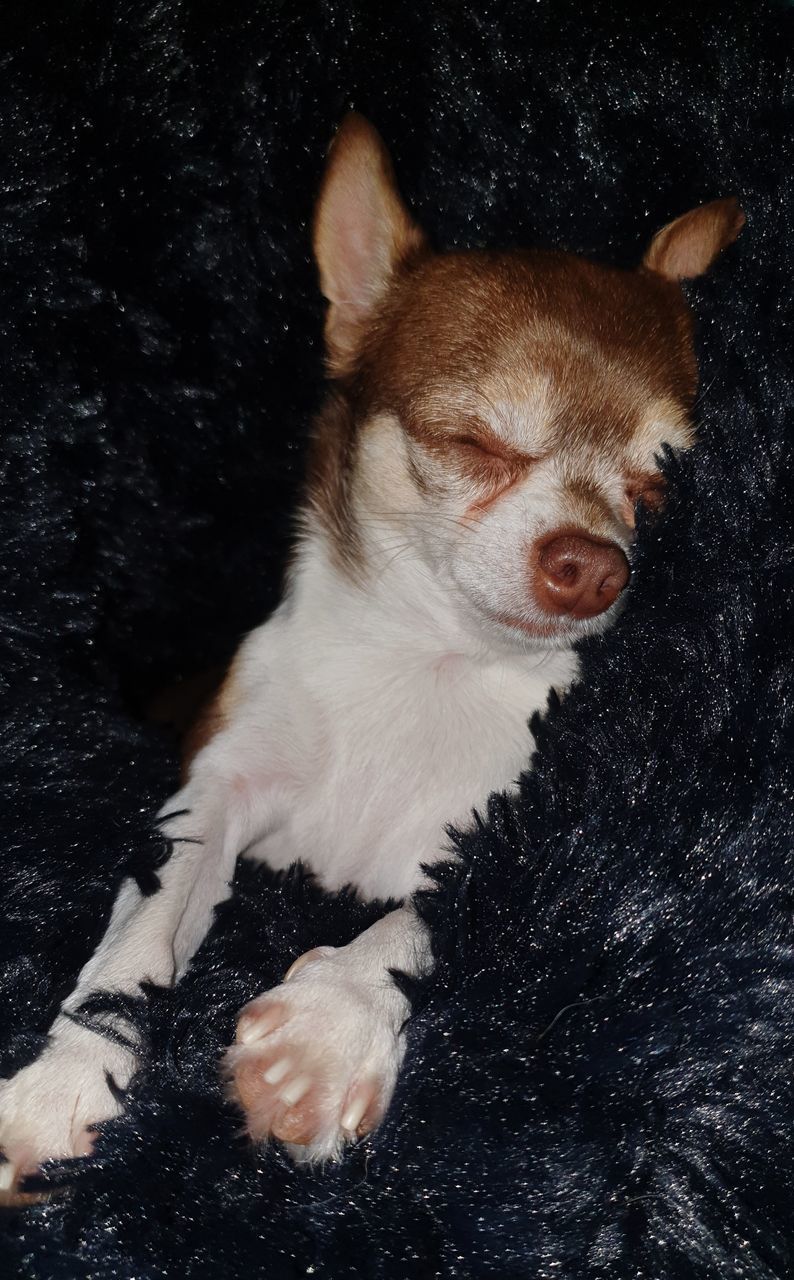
[0,1018,136,1203]
[224,945,409,1163]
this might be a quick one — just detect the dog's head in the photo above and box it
[307,113,744,650]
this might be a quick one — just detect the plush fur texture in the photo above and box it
[1,1,792,1275]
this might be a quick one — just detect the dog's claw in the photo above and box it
[340,1085,375,1136]
[262,1056,291,1085]
[236,1000,286,1045]
[280,1074,311,1107]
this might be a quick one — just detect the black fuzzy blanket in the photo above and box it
[1,3,792,1276]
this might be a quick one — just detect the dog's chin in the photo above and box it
[489,612,580,651]
[457,598,576,651]
[477,601,625,652]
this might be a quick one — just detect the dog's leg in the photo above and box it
[0,745,275,1193]
[225,904,432,1162]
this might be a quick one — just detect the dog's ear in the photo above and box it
[642,197,745,280]
[314,113,427,375]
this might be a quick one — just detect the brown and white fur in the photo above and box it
[0,115,743,1188]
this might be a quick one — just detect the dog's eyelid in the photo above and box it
[449,432,485,450]
[450,433,538,467]
[625,470,666,493]
[625,470,668,510]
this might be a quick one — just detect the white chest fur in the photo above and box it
[218,535,578,900]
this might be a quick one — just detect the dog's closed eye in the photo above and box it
[449,430,537,469]
[451,435,539,509]
[628,473,667,507]
[624,473,667,522]
[449,432,489,451]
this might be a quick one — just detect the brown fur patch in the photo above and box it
[358,251,698,456]
[626,470,668,514]
[181,687,226,780]
[303,389,364,577]
[146,666,226,737]
[179,661,245,779]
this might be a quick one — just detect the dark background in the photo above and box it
[0,2,792,1276]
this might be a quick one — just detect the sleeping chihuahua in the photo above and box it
[0,114,743,1189]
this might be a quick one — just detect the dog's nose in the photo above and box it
[534,531,630,619]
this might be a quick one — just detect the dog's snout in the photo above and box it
[534,530,630,619]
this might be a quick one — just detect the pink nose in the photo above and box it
[534,530,630,619]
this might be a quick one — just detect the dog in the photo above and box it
[0,113,743,1189]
